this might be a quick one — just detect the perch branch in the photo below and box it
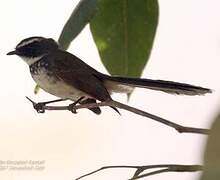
[26,97,210,134]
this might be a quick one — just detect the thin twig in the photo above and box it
[130,168,170,180]
[26,97,210,134]
[75,164,203,180]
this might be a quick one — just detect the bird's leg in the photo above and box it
[26,97,67,113]
[68,96,85,114]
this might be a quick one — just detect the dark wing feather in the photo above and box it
[47,50,111,102]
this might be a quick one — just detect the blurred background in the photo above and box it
[1,0,220,179]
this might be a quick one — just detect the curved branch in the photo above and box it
[75,164,203,180]
[26,97,210,134]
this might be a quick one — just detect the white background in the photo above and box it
[0,0,220,180]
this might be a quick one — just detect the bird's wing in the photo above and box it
[47,50,111,102]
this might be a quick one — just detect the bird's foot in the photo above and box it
[68,96,85,114]
[26,97,46,113]
[33,103,46,113]
[26,96,68,114]
[68,103,77,114]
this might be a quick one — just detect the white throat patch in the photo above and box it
[20,55,44,66]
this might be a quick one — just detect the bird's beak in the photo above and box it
[7,50,17,55]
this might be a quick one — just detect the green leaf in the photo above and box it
[58,0,98,50]
[35,0,98,94]
[34,84,40,94]
[90,0,159,77]
[200,113,220,180]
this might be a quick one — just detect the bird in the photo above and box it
[7,36,212,114]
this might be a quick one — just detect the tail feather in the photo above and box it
[104,76,212,96]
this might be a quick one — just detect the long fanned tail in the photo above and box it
[103,76,212,96]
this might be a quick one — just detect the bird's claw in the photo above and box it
[33,103,46,113]
[68,103,77,114]
[26,96,45,113]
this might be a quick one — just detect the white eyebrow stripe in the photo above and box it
[16,38,43,48]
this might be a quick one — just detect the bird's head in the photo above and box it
[7,36,59,65]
